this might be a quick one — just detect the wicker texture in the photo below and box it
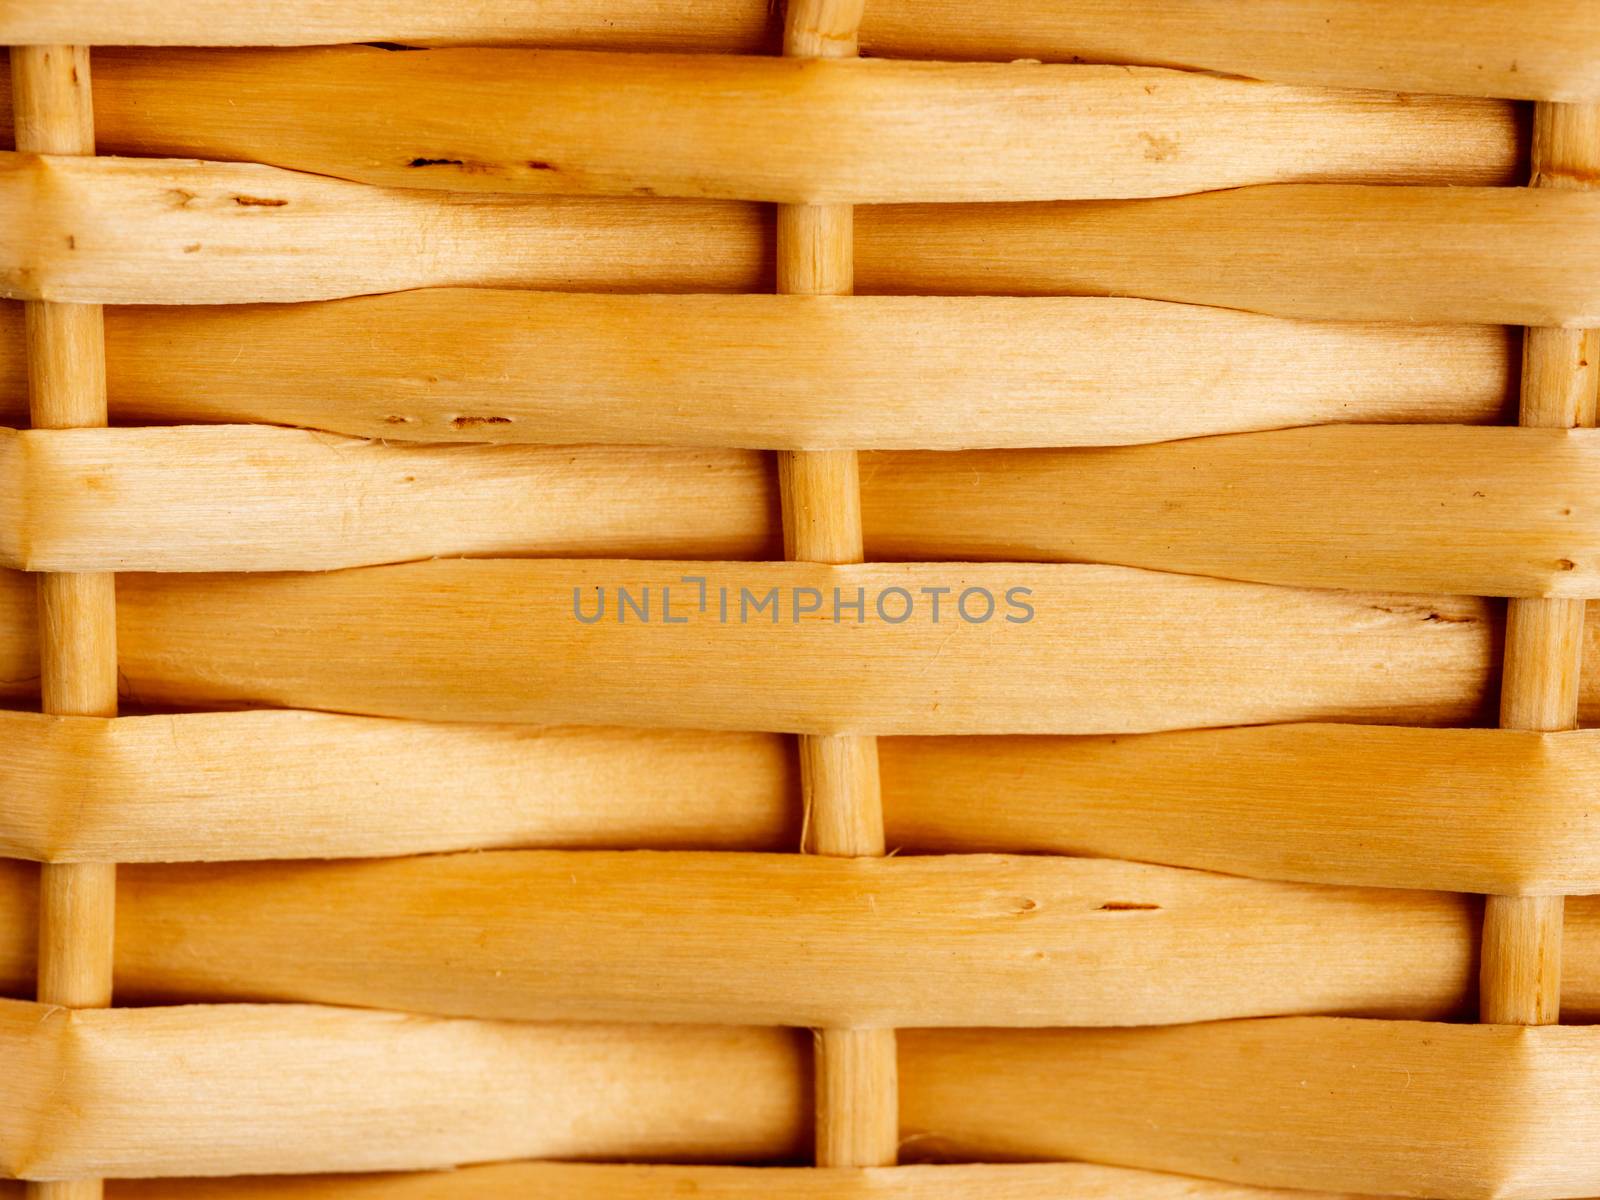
[4,4,1600,1199]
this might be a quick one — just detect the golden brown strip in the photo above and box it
[42,48,1519,200]
[19,426,1600,594]
[0,852,1476,1025]
[1478,102,1600,1028]
[9,713,1600,895]
[0,561,1501,732]
[899,1018,1600,1198]
[0,429,778,570]
[0,998,809,1179]
[0,153,772,305]
[6,156,1600,324]
[11,41,116,1200]
[3,1,1596,104]
[863,427,1600,598]
[0,1163,1390,1200]
[857,187,1600,327]
[6,1001,1600,1195]
[0,712,795,863]
[883,726,1600,896]
[0,295,1514,446]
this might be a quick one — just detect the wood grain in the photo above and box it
[0,711,796,863]
[3,1,1596,104]
[17,426,1600,592]
[7,157,1600,324]
[34,48,1521,201]
[0,1164,1393,1200]
[899,1018,1600,1198]
[0,295,1515,447]
[13,715,1600,894]
[0,561,1502,733]
[1481,101,1600,1028]
[57,849,1478,1028]
[0,998,809,1179]
[9,1001,1600,1195]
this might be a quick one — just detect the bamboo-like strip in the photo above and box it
[0,153,774,305]
[2,1,1595,104]
[0,561,1503,732]
[8,1002,1600,1194]
[0,850,1482,1026]
[0,48,1516,201]
[20,425,1600,592]
[11,42,114,1200]
[899,1018,1600,1199]
[0,711,796,863]
[8,158,1600,325]
[0,295,1518,446]
[11,714,1600,894]
[883,727,1600,896]
[863,427,1600,598]
[857,187,1600,327]
[22,859,1600,1020]
[1481,103,1600,1028]
[0,429,779,570]
[0,1163,1392,1200]
[776,0,895,1175]
[0,997,810,1179]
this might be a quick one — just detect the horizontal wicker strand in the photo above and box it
[0,1163,1384,1200]
[0,429,779,570]
[7,156,1600,325]
[0,295,1517,446]
[0,998,808,1179]
[5,1002,1600,1197]
[0,48,1519,201]
[899,1018,1600,1199]
[12,425,1600,595]
[867,427,1600,597]
[0,561,1501,733]
[2,1,1595,103]
[8,714,1600,895]
[0,851,1481,1026]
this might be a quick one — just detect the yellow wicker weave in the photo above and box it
[4,3,1600,1198]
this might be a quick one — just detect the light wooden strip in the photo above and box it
[7,157,1600,324]
[8,1003,1600,1195]
[0,711,795,863]
[0,997,809,1179]
[0,561,1503,732]
[0,428,778,571]
[1,1,1595,104]
[881,726,1600,897]
[0,875,1581,1018]
[0,294,1515,446]
[15,48,1515,202]
[900,1017,1600,1199]
[12,42,115,1200]
[857,186,1600,327]
[1480,103,1599,1028]
[0,153,772,306]
[11,714,1600,894]
[775,0,896,1170]
[0,1163,1389,1200]
[21,426,1600,591]
[0,851,1473,1025]
[862,427,1600,598]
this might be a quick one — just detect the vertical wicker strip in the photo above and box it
[777,0,899,1171]
[1480,102,1600,1026]
[11,42,117,1200]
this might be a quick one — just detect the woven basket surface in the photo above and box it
[4,3,1600,1198]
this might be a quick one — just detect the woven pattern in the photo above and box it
[4,4,1600,1198]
